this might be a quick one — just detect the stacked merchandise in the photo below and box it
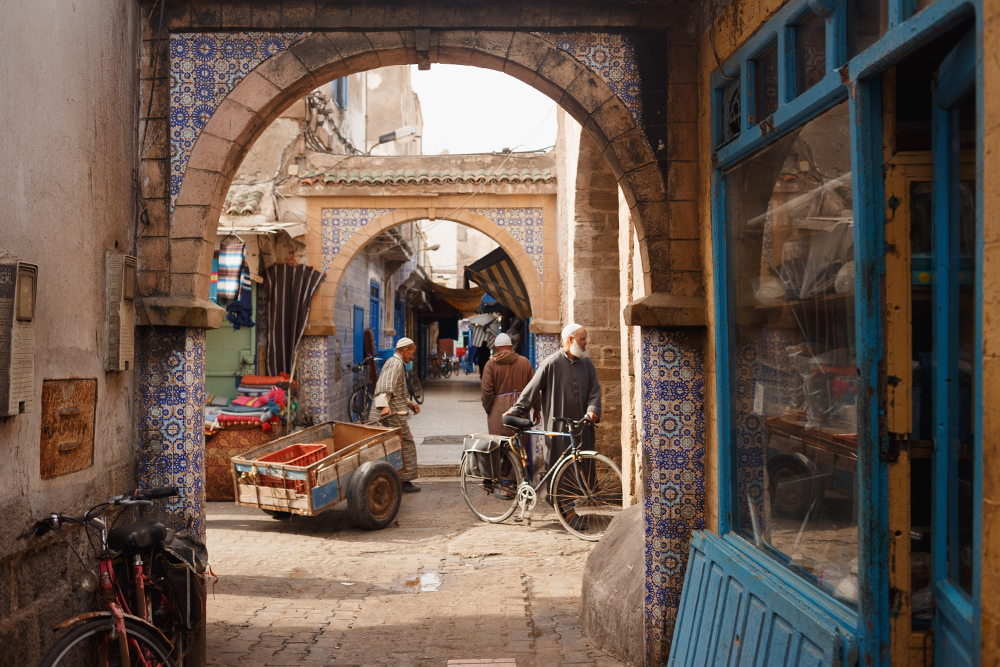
[205,374,290,433]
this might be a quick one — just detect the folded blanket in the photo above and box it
[238,373,290,387]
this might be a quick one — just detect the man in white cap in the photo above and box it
[505,323,601,474]
[481,333,538,436]
[371,337,421,492]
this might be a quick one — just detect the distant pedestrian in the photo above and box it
[370,337,422,492]
[474,344,490,378]
[481,334,538,436]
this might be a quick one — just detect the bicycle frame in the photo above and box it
[507,425,594,498]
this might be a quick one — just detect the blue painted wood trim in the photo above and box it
[233,462,308,480]
[846,0,975,81]
[779,25,795,104]
[716,80,847,167]
[849,76,889,667]
[668,531,858,666]
[710,167,736,536]
[311,478,340,511]
[931,31,978,663]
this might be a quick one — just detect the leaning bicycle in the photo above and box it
[407,366,424,404]
[347,355,375,423]
[23,486,205,667]
[459,416,623,541]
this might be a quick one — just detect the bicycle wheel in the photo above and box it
[442,360,452,378]
[428,364,440,380]
[460,446,523,523]
[39,615,177,667]
[409,374,424,404]
[349,390,369,423]
[550,453,623,541]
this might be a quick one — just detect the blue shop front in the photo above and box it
[668,0,991,663]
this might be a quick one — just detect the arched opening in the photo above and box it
[166,30,662,301]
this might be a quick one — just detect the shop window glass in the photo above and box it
[847,0,889,58]
[795,12,827,95]
[754,42,780,122]
[721,77,742,144]
[724,101,858,605]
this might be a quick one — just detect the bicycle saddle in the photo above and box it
[501,414,533,430]
[109,520,168,551]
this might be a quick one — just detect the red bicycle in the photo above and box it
[24,486,205,667]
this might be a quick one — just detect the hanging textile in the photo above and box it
[463,247,531,319]
[217,235,245,306]
[225,261,255,330]
[263,263,326,375]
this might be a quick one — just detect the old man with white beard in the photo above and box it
[505,323,601,475]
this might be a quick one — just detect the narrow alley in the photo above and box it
[205,372,621,667]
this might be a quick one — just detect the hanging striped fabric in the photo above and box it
[217,235,245,305]
[263,263,326,375]
[464,248,532,319]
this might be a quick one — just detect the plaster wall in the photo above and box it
[365,65,423,156]
[0,0,140,661]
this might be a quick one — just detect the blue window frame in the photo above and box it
[333,76,348,109]
[709,0,982,664]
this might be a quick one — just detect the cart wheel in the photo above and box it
[262,510,292,520]
[346,461,401,530]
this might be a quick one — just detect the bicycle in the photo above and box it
[459,415,624,541]
[440,355,454,378]
[427,354,442,380]
[347,355,375,423]
[23,486,204,667]
[407,366,424,404]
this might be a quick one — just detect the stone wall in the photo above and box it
[0,1,141,663]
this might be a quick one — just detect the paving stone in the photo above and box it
[205,476,623,666]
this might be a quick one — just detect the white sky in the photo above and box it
[410,64,557,155]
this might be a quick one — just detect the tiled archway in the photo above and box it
[326,208,549,327]
[165,30,663,302]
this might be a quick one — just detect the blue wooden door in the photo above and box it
[353,306,364,363]
[930,29,979,666]
[394,296,405,347]
[369,280,380,349]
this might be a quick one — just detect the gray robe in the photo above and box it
[510,349,602,469]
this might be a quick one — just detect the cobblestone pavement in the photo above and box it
[205,479,623,667]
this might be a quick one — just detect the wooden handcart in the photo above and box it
[231,420,407,529]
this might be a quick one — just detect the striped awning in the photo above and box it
[464,248,531,320]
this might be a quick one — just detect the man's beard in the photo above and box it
[570,340,588,358]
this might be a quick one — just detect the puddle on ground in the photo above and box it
[401,571,442,592]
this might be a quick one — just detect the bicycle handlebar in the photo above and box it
[22,487,180,539]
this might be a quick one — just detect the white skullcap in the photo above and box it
[561,323,583,343]
[395,337,415,349]
[494,333,512,347]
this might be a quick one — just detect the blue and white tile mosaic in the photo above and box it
[533,333,560,367]
[538,33,643,127]
[137,327,207,538]
[297,335,330,423]
[169,32,308,212]
[641,328,705,663]
[320,208,392,272]
[469,207,544,280]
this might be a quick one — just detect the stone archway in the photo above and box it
[165,30,664,305]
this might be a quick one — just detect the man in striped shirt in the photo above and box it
[371,338,422,492]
